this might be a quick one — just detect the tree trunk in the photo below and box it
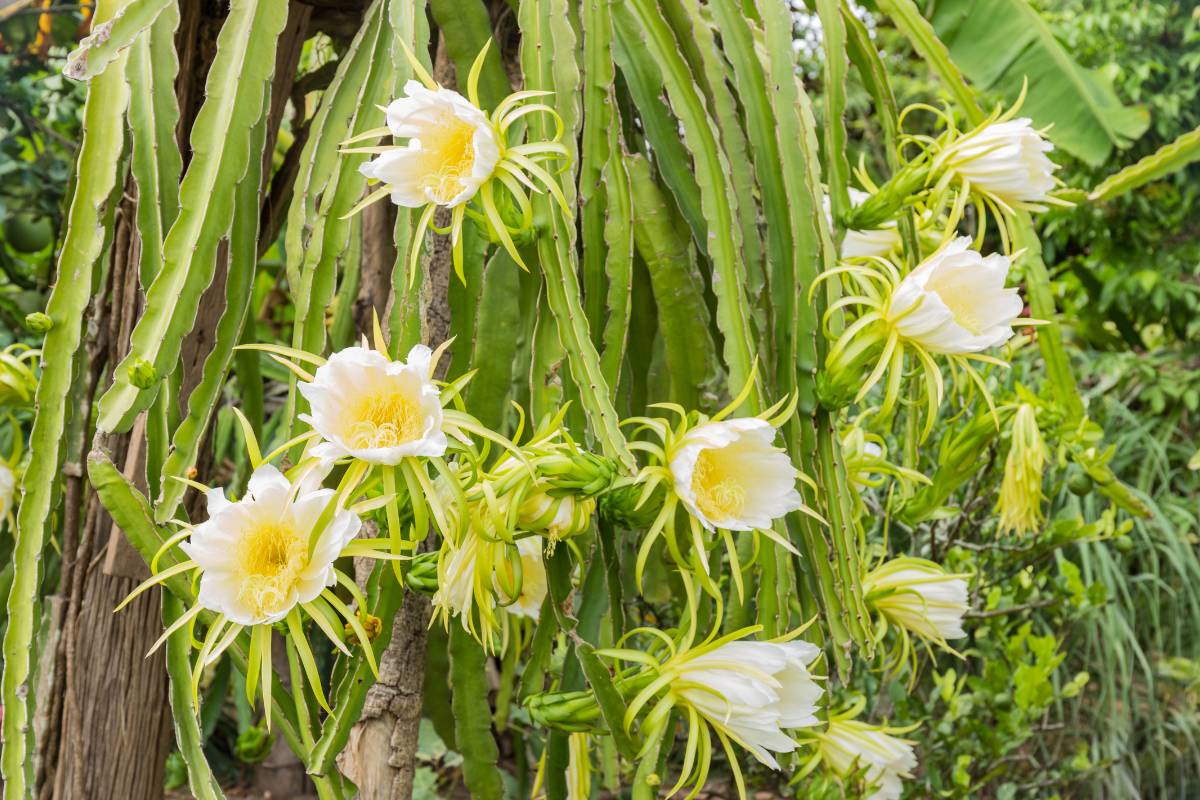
[38,4,310,797]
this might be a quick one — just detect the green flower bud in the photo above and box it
[127,357,158,389]
[598,481,664,530]
[537,452,619,496]
[234,724,275,765]
[525,689,603,732]
[403,551,440,595]
[24,312,52,333]
[842,161,930,231]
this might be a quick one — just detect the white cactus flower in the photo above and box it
[299,344,447,465]
[886,236,1023,355]
[936,117,1058,208]
[360,81,501,209]
[818,719,918,800]
[669,418,803,532]
[863,558,969,643]
[672,640,824,769]
[181,464,361,626]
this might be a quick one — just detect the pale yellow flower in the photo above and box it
[299,344,446,466]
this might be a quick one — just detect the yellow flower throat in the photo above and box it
[691,449,746,522]
[236,521,306,619]
[349,390,422,449]
[424,119,477,204]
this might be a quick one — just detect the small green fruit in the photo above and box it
[4,214,54,254]
[1067,469,1094,496]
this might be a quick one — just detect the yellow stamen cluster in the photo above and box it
[236,522,307,620]
[348,391,422,449]
[691,450,746,522]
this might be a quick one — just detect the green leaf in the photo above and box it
[576,643,637,760]
[64,0,174,81]
[97,0,288,433]
[1089,125,1200,201]
[625,153,720,409]
[929,0,1149,165]
[614,0,762,410]
[155,86,267,523]
[465,249,523,431]
[2,1,132,785]
[520,0,635,471]
[163,593,226,800]
[449,625,503,800]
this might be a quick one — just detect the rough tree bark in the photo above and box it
[334,36,458,800]
[37,4,311,797]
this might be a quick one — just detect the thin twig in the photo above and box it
[965,598,1057,619]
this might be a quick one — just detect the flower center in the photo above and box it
[691,449,745,522]
[236,522,307,619]
[927,277,984,334]
[348,390,423,449]
[423,117,478,204]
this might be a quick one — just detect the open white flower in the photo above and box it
[0,461,15,520]
[181,464,361,626]
[669,418,803,532]
[344,42,570,282]
[360,81,501,209]
[817,719,917,800]
[672,639,823,769]
[863,557,969,643]
[886,236,1023,355]
[299,344,446,465]
[826,188,903,260]
[936,117,1058,208]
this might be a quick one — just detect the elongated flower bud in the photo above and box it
[825,189,903,260]
[515,491,595,541]
[526,690,604,732]
[567,733,591,800]
[842,160,930,231]
[403,551,440,595]
[997,403,1048,536]
[0,461,15,524]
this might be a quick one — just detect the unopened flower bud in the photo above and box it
[525,689,603,732]
[24,312,52,333]
[997,404,1047,537]
[127,357,158,389]
[403,551,441,595]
